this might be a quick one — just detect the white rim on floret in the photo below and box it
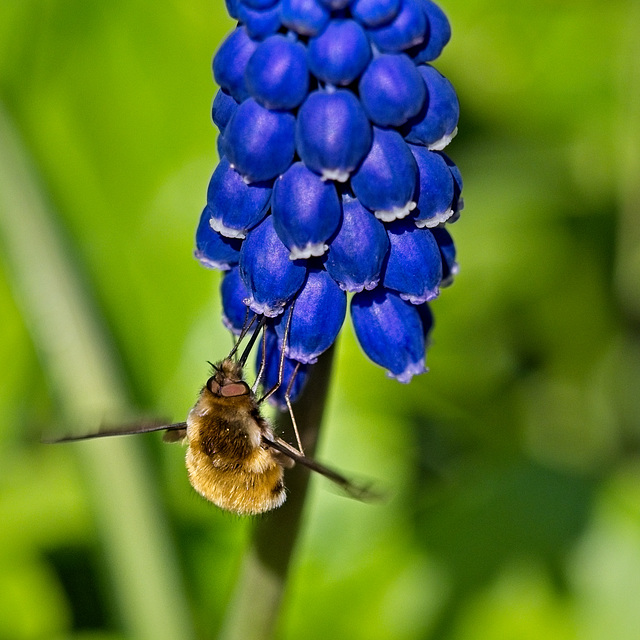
[414,207,454,228]
[243,295,286,318]
[321,168,351,182]
[288,241,329,260]
[428,126,458,151]
[388,358,428,384]
[193,250,233,271]
[374,200,417,223]
[399,287,439,305]
[210,217,248,239]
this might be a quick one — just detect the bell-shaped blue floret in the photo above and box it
[296,90,372,182]
[245,35,309,110]
[409,144,454,227]
[403,65,459,150]
[223,98,296,183]
[351,288,427,382]
[431,226,458,286]
[359,53,426,127]
[211,89,238,133]
[236,2,282,40]
[274,269,347,364]
[206,158,272,238]
[351,0,400,28]
[382,219,442,303]
[239,215,307,316]
[307,19,372,86]
[194,207,243,270]
[408,0,451,63]
[324,194,390,292]
[366,0,427,52]
[221,266,256,334]
[271,162,341,259]
[256,326,309,409]
[213,27,258,102]
[351,127,417,222]
[280,0,330,36]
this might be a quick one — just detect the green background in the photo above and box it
[2,1,640,638]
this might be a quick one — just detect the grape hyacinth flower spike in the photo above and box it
[199,0,464,392]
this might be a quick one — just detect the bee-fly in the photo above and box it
[48,314,375,515]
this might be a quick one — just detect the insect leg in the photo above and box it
[284,361,304,455]
[259,301,295,403]
[238,314,267,367]
[252,320,269,394]
[228,311,258,359]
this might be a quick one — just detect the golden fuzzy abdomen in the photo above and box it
[185,445,286,515]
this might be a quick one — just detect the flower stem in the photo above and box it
[219,344,336,640]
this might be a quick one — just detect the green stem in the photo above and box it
[219,344,336,640]
[0,103,194,640]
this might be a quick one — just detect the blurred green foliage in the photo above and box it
[1,1,640,639]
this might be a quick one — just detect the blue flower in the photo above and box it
[274,268,346,364]
[194,207,242,270]
[351,289,427,383]
[239,215,307,317]
[223,98,296,182]
[271,161,341,258]
[295,89,372,181]
[324,193,389,292]
[206,158,272,238]
[201,0,463,384]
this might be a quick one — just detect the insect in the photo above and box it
[49,315,375,515]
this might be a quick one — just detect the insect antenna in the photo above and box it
[258,303,305,455]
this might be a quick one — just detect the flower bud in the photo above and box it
[431,226,458,286]
[280,0,330,35]
[194,207,242,270]
[272,162,341,259]
[351,288,427,382]
[408,0,451,63]
[211,89,238,133]
[275,269,346,364]
[296,89,372,182]
[409,144,454,227]
[403,64,459,150]
[236,2,283,40]
[223,98,296,182]
[351,127,417,221]
[382,219,442,303]
[307,19,371,86]
[359,53,426,127]
[366,0,427,52]
[245,35,309,110]
[324,194,389,292]
[351,0,401,28]
[239,215,307,316]
[212,27,258,102]
[206,158,272,238]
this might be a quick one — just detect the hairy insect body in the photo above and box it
[185,359,287,515]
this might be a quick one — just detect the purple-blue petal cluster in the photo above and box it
[198,0,463,387]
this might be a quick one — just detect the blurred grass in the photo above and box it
[1,1,640,639]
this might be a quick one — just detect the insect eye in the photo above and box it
[207,377,221,395]
[220,381,250,397]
